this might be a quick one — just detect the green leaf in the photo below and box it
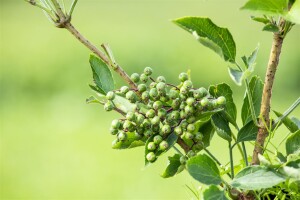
[241,76,263,125]
[262,23,280,32]
[161,154,181,178]
[86,96,104,104]
[195,108,223,121]
[274,110,299,132]
[228,68,243,86]
[113,95,136,113]
[211,113,232,142]
[286,130,300,155]
[291,117,300,129]
[203,185,228,200]
[89,54,114,94]
[286,0,300,24]
[241,0,289,16]
[288,179,300,193]
[112,132,146,149]
[231,166,286,190]
[145,133,178,165]
[228,46,259,86]
[237,120,258,143]
[173,17,236,62]
[251,16,271,24]
[209,83,237,125]
[187,154,222,185]
[199,120,215,148]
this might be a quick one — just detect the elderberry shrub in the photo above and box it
[105,68,225,163]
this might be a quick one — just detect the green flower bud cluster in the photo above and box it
[105,68,226,159]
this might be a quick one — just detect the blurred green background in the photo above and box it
[0,0,299,199]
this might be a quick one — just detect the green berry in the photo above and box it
[187,150,196,158]
[147,142,156,151]
[206,101,215,111]
[118,131,127,141]
[216,96,226,105]
[144,129,153,137]
[160,96,169,102]
[152,124,160,133]
[146,109,156,118]
[149,82,157,89]
[185,105,195,115]
[159,140,169,151]
[106,91,115,100]
[180,110,187,119]
[199,87,208,97]
[195,132,204,141]
[149,88,159,99]
[193,89,201,99]
[178,72,188,82]
[180,156,187,164]
[156,76,166,83]
[153,101,163,110]
[104,101,114,111]
[120,86,129,94]
[126,112,136,121]
[180,102,187,110]
[123,120,133,130]
[144,67,153,76]
[157,109,167,119]
[151,116,160,125]
[142,119,151,129]
[109,127,118,135]
[181,121,188,130]
[187,116,196,124]
[153,135,163,144]
[146,152,156,162]
[169,89,179,100]
[170,111,180,120]
[136,114,145,125]
[174,126,183,135]
[187,124,195,132]
[142,91,150,101]
[186,97,195,106]
[111,119,121,129]
[185,132,194,140]
[171,98,181,109]
[131,73,140,83]
[180,86,188,95]
[138,84,147,93]
[156,82,166,91]
[161,124,171,134]
[183,80,193,89]
[192,143,203,152]
[126,91,136,101]
[200,98,209,107]
[140,73,148,83]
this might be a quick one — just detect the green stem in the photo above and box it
[69,0,78,16]
[229,142,234,178]
[241,142,249,166]
[173,146,184,156]
[231,132,245,163]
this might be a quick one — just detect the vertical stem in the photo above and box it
[252,31,284,165]
[229,142,234,178]
[241,142,249,166]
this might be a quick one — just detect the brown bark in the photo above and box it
[252,33,284,165]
